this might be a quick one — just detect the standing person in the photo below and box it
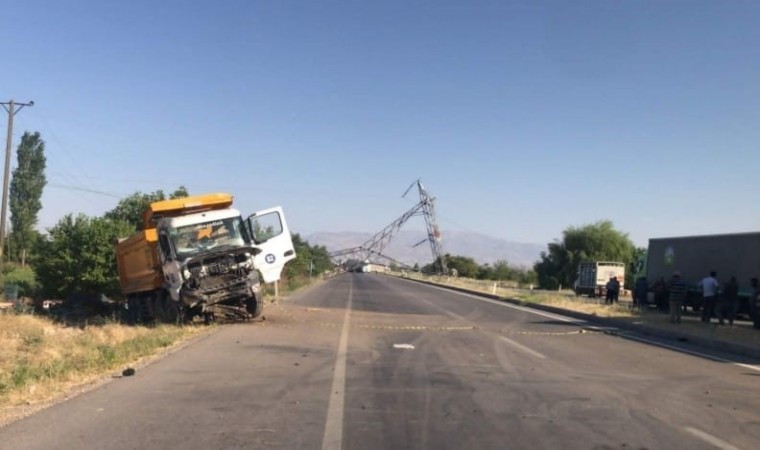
[612,276,621,304]
[750,278,760,330]
[719,276,739,326]
[634,276,649,309]
[605,277,615,305]
[652,277,667,311]
[698,271,720,323]
[668,271,687,324]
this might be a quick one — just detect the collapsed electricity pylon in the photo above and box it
[330,179,447,274]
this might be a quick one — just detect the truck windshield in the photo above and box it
[170,217,249,260]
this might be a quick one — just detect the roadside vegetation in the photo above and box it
[398,271,636,318]
[279,234,333,292]
[0,312,204,413]
[416,255,537,286]
[395,271,760,348]
[532,220,645,290]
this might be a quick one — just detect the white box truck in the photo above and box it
[574,261,626,297]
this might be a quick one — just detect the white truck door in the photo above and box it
[245,207,296,283]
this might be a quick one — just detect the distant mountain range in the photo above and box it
[304,230,544,268]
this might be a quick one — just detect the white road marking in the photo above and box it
[393,344,415,349]
[321,277,353,450]
[684,427,740,450]
[500,336,546,359]
[397,277,760,374]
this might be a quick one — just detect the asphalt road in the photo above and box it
[2,273,759,449]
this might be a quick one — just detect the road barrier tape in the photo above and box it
[289,320,600,336]
[357,324,475,331]
[269,305,603,336]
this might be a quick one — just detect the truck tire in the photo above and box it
[153,294,167,324]
[163,298,184,325]
[246,292,264,319]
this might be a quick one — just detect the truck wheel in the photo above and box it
[184,307,199,324]
[153,295,167,324]
[246,292,264,319]
[164,299,184,325]
[126,296,139,325]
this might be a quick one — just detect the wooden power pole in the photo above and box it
[0,99,34,274]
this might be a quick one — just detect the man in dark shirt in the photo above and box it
[605,277,615,305]
[612,277,621,303]
[634,276,649,309]
[719,276,739,326]
[751,278,760,329]
[668,271,687,324]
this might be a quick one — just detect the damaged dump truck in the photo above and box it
[115,193,296,324]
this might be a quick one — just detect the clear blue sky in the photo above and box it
[1,0,759,248]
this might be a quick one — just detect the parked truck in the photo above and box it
[642,232,760,313]
[115,193,296,324]
[574,261,626,297]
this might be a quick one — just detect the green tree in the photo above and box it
[2,262,39,297]
[477,263,495,280]
[627,246,648,287]
[36,214,134,299]
[104,186,189,231]
[425,254,480,278]
[282,233,333,288]
[9,131,47,267]
[491,260,514,280]
[534,220,635,290]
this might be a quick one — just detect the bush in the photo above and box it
[1,262,39,298]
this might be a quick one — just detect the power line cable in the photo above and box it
[47,183,123,199]
[28,108,96,191]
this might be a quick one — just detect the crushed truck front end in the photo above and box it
[159,208,263,321]
[115,192,296,324]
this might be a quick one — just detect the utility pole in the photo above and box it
[0,100,34,273]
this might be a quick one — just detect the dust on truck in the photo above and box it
[115,193,296,323]
[645,232,760,312]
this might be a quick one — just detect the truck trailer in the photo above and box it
[643,232,760,313]
[115,193,296,324]
[574,261,626,297]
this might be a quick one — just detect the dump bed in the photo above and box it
[116,228,162,295]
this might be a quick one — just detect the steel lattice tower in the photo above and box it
[330,179,447,274]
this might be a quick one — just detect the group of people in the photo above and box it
[604,276,621,304]
[637,270,760,328]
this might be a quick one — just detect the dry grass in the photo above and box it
[397,271,636,318]
[0,313,203,411]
